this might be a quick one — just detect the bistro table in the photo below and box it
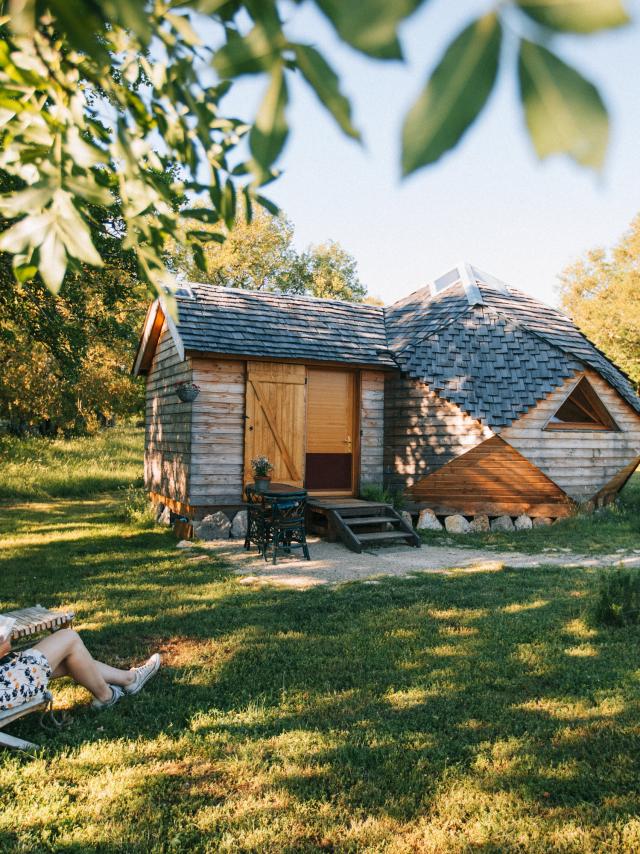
[244,483,310,563]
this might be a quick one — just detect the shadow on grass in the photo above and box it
[2,496,640,849]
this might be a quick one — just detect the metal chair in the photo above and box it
[262,494,310,564]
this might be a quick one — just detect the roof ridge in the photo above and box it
[185,281,385,313]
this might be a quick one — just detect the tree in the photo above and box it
[171,207,370,302]
[0,171,147,434]
[559,215,640,387]
[0,1,631,301]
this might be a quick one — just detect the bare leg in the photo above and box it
[32,630,134,703]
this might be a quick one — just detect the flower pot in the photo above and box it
[176,385,199,403]
[254,476,271,494]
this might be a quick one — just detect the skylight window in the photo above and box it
[429,262,510,304]
[546,378,618,431]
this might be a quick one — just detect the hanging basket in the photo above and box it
[175,382,200,402]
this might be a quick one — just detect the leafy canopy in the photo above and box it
[0,0,631,301]
[559,214,640,388]
[170,207,369,302]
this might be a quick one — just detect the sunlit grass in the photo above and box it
[0,426,144,501]
[1,493,639,851]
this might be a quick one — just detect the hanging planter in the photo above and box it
[175,381,200,403]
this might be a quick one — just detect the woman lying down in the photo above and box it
[0,629,160,712]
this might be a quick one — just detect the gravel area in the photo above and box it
[189,537,640,589]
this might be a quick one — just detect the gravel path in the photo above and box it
[186,536,640,589]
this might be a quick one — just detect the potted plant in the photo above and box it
[175,381,200,402]
[251,455,274,493]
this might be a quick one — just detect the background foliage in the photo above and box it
[0,0,632,301]
[560,214,640,387]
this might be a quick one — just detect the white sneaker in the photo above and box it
[92,685,124,710]
[123,653,161,696]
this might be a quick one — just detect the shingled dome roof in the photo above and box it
[385,262,640,428]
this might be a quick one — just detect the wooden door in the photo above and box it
[306,368,356,492]
[244,362,306,488]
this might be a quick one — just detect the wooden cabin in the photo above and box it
[133,264,640,522]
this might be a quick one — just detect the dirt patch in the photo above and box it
[189,536,640,589]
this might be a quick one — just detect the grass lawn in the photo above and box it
[0,426,143,501]
[1,431,640,851]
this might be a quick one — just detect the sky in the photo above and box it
[222,0,640,307]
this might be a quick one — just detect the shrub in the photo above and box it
[118,484,156,528]
[360,483,405,511]
[591,568,640,627]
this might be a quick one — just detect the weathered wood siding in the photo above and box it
[360,370,385,488]
[408,435,571,516]
[145,323,192,502]
[383,372,493,494]
[189,358,246,506]
[500,370,640,502]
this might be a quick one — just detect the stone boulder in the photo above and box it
[532,517,553,527]
[469,515,490,533]
[400,510,414,530]
[231,510,248,539]
[416,508,443,531]
[194,511,231,540]
[157,505,171,527]
[176,539,193,549]
[491,515,515,532]
[445,514,471,534]
[514,514,533,530]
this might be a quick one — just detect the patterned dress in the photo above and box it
[0,649,52,711]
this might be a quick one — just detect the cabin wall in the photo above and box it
[189,358,246,507]
[359,370,385,489]
[499,370,640,502]
[145,323,192,503]
[383,372,493,495]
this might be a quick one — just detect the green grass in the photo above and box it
[1,495,640,851]
[0,426,144,501]
[419,474,640,555]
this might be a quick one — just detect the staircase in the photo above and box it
[306,498,421,554]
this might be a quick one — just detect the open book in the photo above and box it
[0,616,16,645]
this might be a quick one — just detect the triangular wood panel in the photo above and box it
[409,435,572,516]
[243,362,306,488]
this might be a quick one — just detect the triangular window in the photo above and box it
[546,378,618,431]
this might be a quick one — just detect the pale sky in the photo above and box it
[222,1,640,307]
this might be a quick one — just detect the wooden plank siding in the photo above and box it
[383,372,493,494]
[359,370,385,488]
[499,370,640,502]
[189,358,246,506]
[408,435,572,517]
[144,322,192,502]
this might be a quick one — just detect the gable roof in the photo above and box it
[385,266,640,427]
[173,283,395,368]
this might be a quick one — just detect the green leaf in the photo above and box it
[249,63,289,176]
[213,25,284,78]
[293,45,360,140]
[186,229,225,243]
[518,39,609,169]
[402,14,502,175]
[181,208,220,224]
[314,0,424,59]
[516,0,629,34]
[165,12,202,47]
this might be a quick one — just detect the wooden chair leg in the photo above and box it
[0,728,39,752]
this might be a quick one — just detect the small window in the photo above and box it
[546,378,618,431]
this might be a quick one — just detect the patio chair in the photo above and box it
[262,494,311,564]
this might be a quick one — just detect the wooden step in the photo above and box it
[357,531,416,544]
[344,515,399,526]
